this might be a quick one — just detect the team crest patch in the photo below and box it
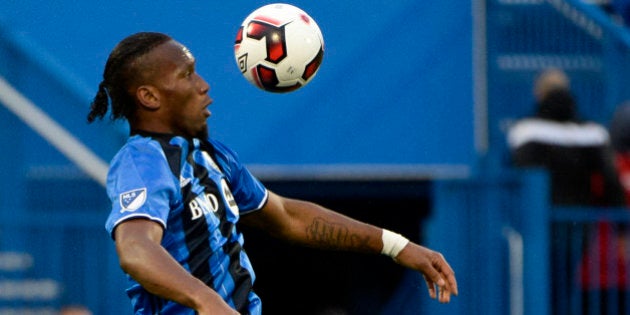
[220,179,239,216]
[119,188,147,212]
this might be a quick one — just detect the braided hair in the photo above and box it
[87,32,172,123]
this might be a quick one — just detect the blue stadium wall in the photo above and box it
[0,0,476,170]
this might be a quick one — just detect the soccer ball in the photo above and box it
[234,3,324,93]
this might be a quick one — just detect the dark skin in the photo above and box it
[113,40,458,315]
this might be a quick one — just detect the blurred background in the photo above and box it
[1,0,630,314]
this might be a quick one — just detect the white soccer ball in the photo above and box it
[234,3,324,93]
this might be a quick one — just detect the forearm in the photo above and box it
[254,195,385,254]
[301,204,382,253]
[115,222,236,314]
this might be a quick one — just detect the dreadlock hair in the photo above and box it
[87,32,172,123]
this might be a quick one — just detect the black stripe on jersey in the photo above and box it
[181,142,254,313]
[151,295,164,314]
[224,241,253,314]
[181,163,214,285]
[200,141,254,314]
[163,144,182,177]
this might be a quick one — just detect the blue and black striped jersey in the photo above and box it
[105,131,268,315]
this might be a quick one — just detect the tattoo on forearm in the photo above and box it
[305,217,371,251]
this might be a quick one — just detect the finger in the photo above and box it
[438,264,458,296]
[444,270,458,296]
[432,255,458,296]
[423,275,437,299]
[438,286,452,303]
[423,260,446,292]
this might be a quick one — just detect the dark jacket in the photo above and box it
[508,89,626,206]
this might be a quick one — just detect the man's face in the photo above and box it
[146,40,213,139]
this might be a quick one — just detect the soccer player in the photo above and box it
[87,32,457,315]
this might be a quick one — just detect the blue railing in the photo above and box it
[0,216,130,314]
[423,172,630,315]
[421,170,551,315]
[477,2,630,312]
[551,207,630,315]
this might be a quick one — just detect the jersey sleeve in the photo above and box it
[105,140,179,238]
[210,140,268,214]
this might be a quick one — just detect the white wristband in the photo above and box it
[381,229,409,259]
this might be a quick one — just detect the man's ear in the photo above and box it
[136,85,161,110]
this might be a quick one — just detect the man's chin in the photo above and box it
[195,127,209,140]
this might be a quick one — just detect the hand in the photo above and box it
[394,243,458,303]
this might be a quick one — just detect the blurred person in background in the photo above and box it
[507,68,626,314]
[507,68,624,206]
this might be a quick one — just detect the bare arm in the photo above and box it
[114,219,239,315]
[240,191,458,303]
[241,192,382,252]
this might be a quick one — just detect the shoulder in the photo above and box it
[113,134,188,164]
[113,135,167,159]
[508,118,609,149]
[108,135,177,183]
